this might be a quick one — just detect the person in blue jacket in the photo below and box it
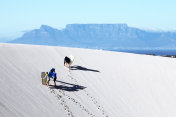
[47,68,55,87]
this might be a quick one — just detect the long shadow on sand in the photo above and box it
[70,65,100,72]
[50,80,86,92]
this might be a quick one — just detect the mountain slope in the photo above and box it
[9,24,176,49]
[1,43,176,117]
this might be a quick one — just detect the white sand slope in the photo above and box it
[1,43,176,117]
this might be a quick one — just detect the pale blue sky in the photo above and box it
[0,0,176,40]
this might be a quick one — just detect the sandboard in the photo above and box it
[41,72,47,85]
[41,72,45,78]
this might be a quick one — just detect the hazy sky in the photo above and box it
[0,0,176,40]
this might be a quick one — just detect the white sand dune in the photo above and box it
[1,43,176,117]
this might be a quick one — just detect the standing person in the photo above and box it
[45,72,50,87]
[52,71,57,87]
[64,56,71,68]
[64,55,75,69]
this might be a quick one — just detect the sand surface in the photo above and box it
[1,43,176,117]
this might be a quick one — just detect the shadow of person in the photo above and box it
[52,85,85,92]
[70,65,100,72]
[50,80,86,92]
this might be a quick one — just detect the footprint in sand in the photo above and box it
[68,72,109,117]
[48,88,74,117]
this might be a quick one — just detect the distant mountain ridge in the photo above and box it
[9,24,176,49]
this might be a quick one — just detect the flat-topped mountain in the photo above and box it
[9,24,176,49]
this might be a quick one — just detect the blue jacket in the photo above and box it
[53,73,56,78]
[48,72,53,78]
